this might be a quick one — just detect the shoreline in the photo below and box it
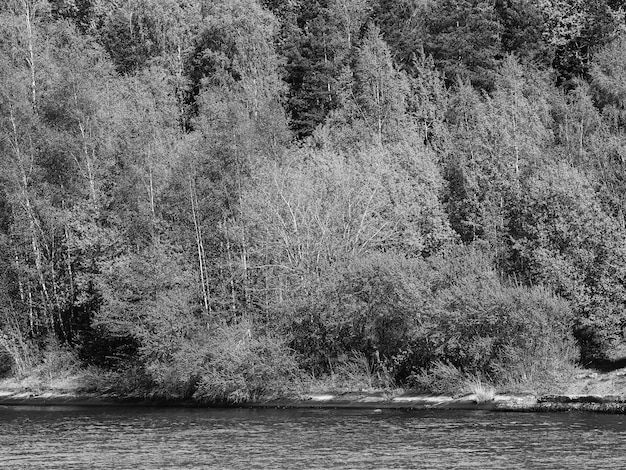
[2,390,626,413]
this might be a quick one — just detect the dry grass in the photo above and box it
[0,343,93,394]
[410,361,466,395]
[0,374,82,394]
[331,351,395,391]
[564,366,626,396]
[292,351,396,396]
[464,376,496,403]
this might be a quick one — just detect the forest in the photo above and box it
[2,0,626,402]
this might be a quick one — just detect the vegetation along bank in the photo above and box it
[3,0,626,403]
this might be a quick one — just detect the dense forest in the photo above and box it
[2,0,626,401]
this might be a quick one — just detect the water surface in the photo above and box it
[0,405,623,469]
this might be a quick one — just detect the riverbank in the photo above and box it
[3,387,626,413]
[2,364,626,412]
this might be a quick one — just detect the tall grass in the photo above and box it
[410,361,465,395]
[464,375,496,403]
[330,351,395,391]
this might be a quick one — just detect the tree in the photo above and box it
[275,0,372,137]
[590,34,626,127]
[324,24,410,148]
[424,0,503,91]
[327,0,371,54]
[234,137,454,322]
[0,4,68,342]
[177,0,289,316]
[444,59,553,250]
[584,36,626,226]
[100,67,180,238]
[495,0,550,64]
[99,7,160,75]
[186,0,286,125]
[540,0,623,84]
[0,0,50,109]
[405,54,450,150]
[96,240,205,394]
[371,0,428,72]
[549,80,605,170]
[508,162,626,360]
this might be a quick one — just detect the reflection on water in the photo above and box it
[0,405,624,469]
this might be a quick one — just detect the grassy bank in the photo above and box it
[1,330,625,412]
[2,364,626,416]
[2,356,621,407]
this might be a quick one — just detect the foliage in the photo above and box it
[444,58,554,246]
[286,252,429,372]
[275,0,371,137]
[540,0,622,84]
[424,0,503,91]
[409,361,466,395]
[590,34,626,127]
[285,246,577,391]
[35,339,81,383]
[371,0,427,71]
[328,350,395,391]
[508,162,626,360]
[333,23,410,146]
[407,248,578,384]
[194,320,299,403]
[3,0,626,400]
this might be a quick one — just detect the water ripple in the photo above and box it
[0,406,625,469]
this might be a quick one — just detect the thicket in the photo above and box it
[1,0,625,399]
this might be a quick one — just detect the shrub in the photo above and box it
[78,363,157,397]
[0,351,12,377]
[508,162,626,361]
[194,320,300,403]
[287,246,578,393]
[410,361,466,395]
[144,339,207,399]
[287,252,430,376]
[329,350,395,391]
[36,340,81,382]
[405,248,578,392]
[98,244,574,398]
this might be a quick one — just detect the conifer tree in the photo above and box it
[371,0,427,72]
[326,24,410,148]
[424,0,503,91]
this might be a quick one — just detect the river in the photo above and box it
[0,405,624,469]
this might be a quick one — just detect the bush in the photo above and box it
[286,246,578,393]
[508,162,626,362]
[330,350,395,391]
[410,361,466,395]
[78,364,156,397]
[0,350,13,377]
[286,252,429,375]
[405,248,578,391]
[143,339,207,399]
[77,326,139,369]
[194,320,300,403]
[36,340,81,382]
[80,320,301,402]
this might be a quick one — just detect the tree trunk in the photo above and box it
[188,172,210,313]
[22,0,37,109]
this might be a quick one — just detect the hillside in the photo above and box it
[2,0,626,400]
